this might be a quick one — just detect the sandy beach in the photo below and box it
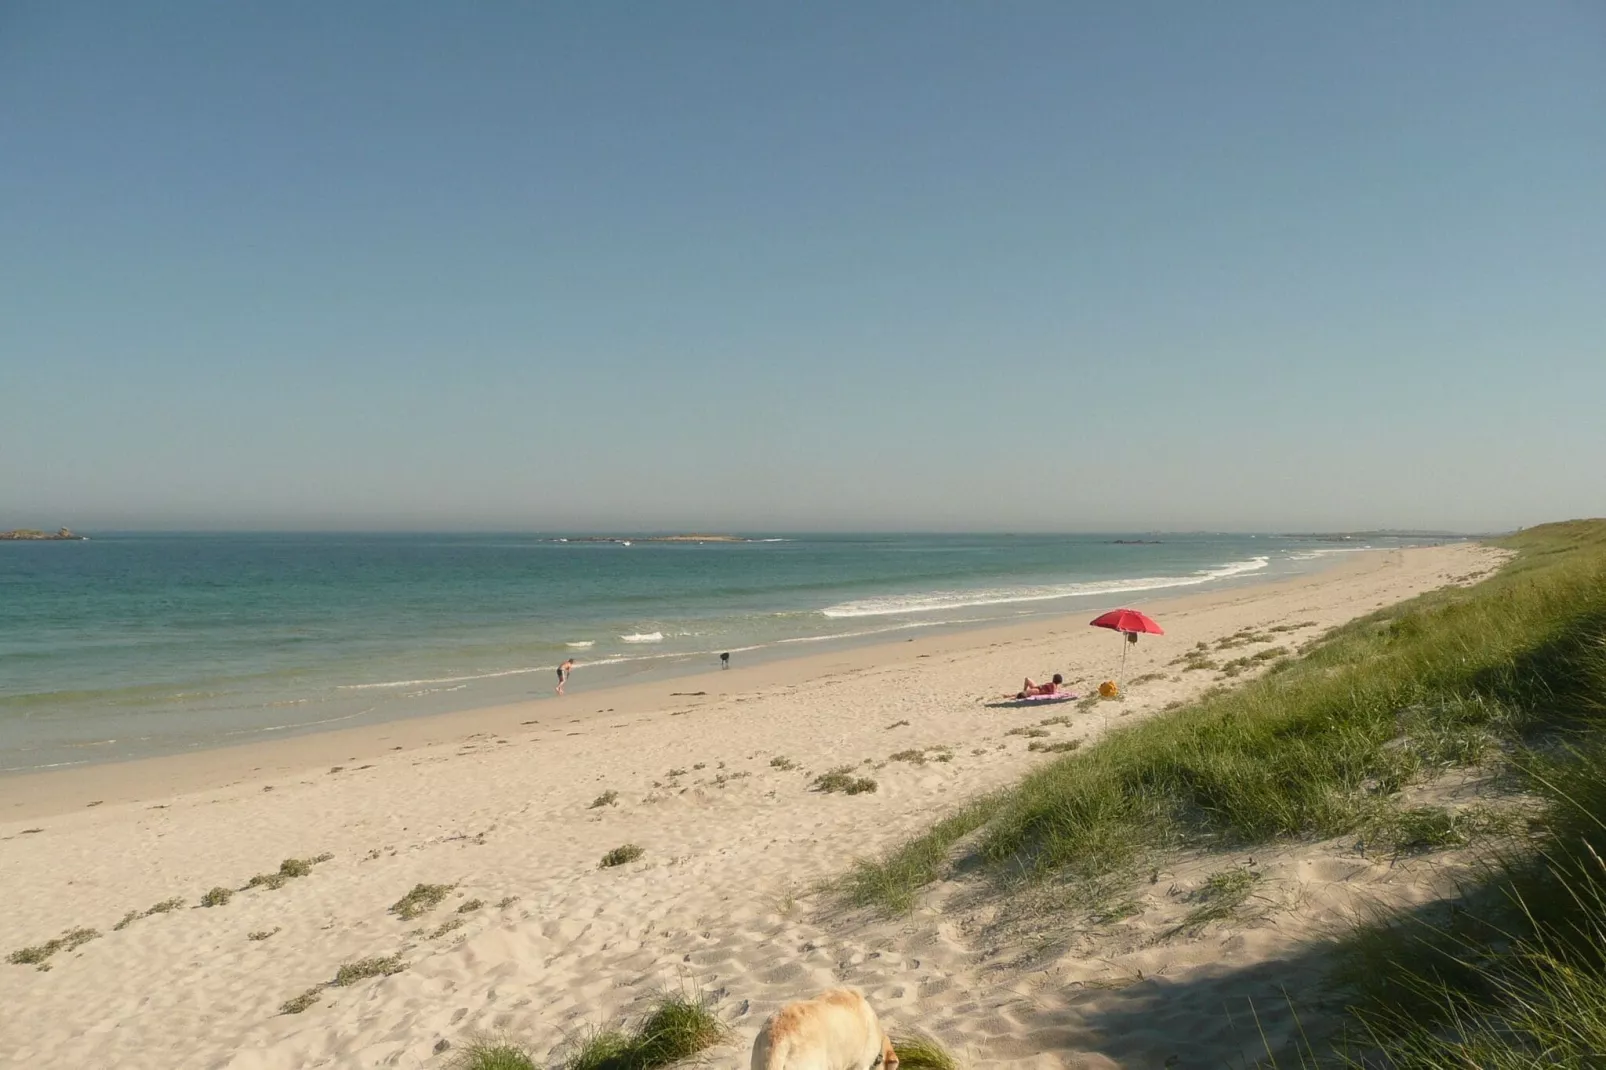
[0,543,1504,1069]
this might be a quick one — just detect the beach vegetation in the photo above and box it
[333,954,406,985]
[248,927,280,941]
[449,1035,540,1070]
[890,1032,963,1070]
[589,790,619,808]
[279,987,322,1014]
[886,719,911,729]
[769,756,797,770]
[836,519,1606,1064]
[812,767,878,795]
[1003,727,1049,739]
[247,853,333,890]
[457,897,484,913]
[558,990,728,1070]
[390,882,456,919]
[1027,740,1081,754]
[200,886,233,907]
[7,926,100,966]
[496,895,520,908]
[600,844,645,868]
[430,916,466,938]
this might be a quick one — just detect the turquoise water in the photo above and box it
[0,533,1425,772]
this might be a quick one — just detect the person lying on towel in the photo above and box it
[1013,674,1064,699]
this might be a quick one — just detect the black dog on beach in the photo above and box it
[720,652,730,669]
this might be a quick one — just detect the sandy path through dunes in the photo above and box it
[0,544,1502,1069]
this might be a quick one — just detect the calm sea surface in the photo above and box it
[0,532,1437,772]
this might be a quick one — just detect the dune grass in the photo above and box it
[890,1032,963,1070]
[840,522,1606,925]
[333,954,405,985]
[559,991,728,1070]
[450,1035,540,1070]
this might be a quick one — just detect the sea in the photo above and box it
[0,532,1444,773]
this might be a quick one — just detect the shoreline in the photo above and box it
[3,545,1456,820]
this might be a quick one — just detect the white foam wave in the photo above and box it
[1287,547,1375,561]
[565,640,595,648]
[819,557,1271,618]
[620,632,664,643]
[338,666,552,690]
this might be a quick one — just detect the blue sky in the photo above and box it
[2,3,1602,532]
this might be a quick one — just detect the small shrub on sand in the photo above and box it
[812,767,878,795]
[561,991,728,1070]
[600,844,645,868]
[886,719,911,729]
[333,954,406,986]
[769,756,798,771]
[1038,715,1073,726]
[390,882,456,920]
[248,927,280,941]
[113,910,139,932]
[891,1032,963,1070]
[889,749,928,764]
[1028,740,1082,754]
[457,897,485,913]
[1005,727,1049,739]
[589,791,619,809]
[114,897,185,930]
[8,926,100,966]
[430,916,466,938]
[279,987,323,1014]
[246,853,331,890]
[450,1035,540,1070]
[200,886,233,908]
[497,895,520,908]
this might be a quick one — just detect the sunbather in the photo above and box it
[1013,673,1064,699]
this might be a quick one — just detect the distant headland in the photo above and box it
[0,527,88,541]
[551,534,749,544]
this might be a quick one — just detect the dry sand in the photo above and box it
[0,543,1505,1069]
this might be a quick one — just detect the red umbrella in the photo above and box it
[1090,609,1164,636]
[1090,609,1164,686]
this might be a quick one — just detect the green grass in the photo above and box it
[812,767,878,795]
[1182,866,1260,927]
[450,1035,540,1070]
[390,882,456,919]
[1027,739,1081,754]
[333,954,406,985]
[560,991,729,1070]
[600,844,644,867]
[890,1032,963,1070]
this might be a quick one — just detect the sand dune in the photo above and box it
[0,544,1502,1069]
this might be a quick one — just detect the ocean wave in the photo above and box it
[564,640,595,648]
[620,632,664,643]
[1287,547,1374,561]
[338,666,552,690]
[819,557,1271,618]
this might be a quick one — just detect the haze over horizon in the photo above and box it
[4,4,1602,534]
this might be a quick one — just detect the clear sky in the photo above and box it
[2,3,1602,533]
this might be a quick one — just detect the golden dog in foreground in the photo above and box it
[751,988,899,1070]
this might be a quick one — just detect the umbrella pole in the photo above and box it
[1119,637,1129,688]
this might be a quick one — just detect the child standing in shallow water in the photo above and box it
[556,659,574,695]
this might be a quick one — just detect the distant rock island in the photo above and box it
[0,527,88,541]
[1109,539,1162,545]
[558,534,748,544]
